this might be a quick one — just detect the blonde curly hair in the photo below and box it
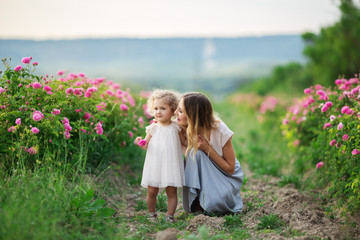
[146,89,179,116]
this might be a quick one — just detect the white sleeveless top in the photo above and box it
[209,121,234,157]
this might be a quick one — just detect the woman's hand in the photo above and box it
[197,135,211,153]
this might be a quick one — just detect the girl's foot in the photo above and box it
[165,215,175,223]
[148,212,157,222]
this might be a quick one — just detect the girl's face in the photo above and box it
[175,98,188,127]
[153,98,174,124]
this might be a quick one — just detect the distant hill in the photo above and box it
[0,36,305,95]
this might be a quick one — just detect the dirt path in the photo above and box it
[102,164,359,240]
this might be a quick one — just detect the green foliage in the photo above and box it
[223,214,243,228]
[156,190,168,212]
[239,62,313,96]
[239,1,360,96]
[282,80,360,215]
[0,168,119,240]
[70,187,116,218]
[257,214,285,230]
[278,174,302,189]
[303,0,360,87]
[135,198,147,211]
[0,57,148,171]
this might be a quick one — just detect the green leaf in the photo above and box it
[94,207,116,218]
[86,199,106,212]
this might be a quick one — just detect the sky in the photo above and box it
[0,0,341,40]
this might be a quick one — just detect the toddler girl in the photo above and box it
[135,89,184,223]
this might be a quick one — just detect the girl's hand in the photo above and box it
[134,137,143,145]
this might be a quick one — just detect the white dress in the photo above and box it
[141,121,185,188]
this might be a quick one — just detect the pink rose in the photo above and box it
[316,162,324,169]
[335,79,343,85]
[22,57,31,64]
[33,113,42,121]
[8,126,16,133]
[83,112,90,120]
[321,105,329,112]
[31,127,40,134]
[120,104,129,111]
[32,62,38,66]
[64,123,72,132]
[128,131,133,138]
[15,118,21,125]
[52,109,61,115]
[304,88,311,94]
[57,71,64,76]
[323,123,332,129]
[138,139,147,146]
[341,106,350,114]
[62,117,69,124]
[32,82,42,89]
[64,131,71,139]
[282,119,289,125]
[342,134,349,141]
[14,65,22,72]
[337,122,344,130]
[352,149,360,155]
[95,122,103,135]
[65,88,74,94]
[325,101,333,108]
[316,90,325,96]
[329,139,336,146]
[43,85,52,92]
[28,147,37,154]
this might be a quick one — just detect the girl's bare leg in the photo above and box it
[147,186,159,213]
[166,186,178,216]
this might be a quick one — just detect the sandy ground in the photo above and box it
[100,164,359,240]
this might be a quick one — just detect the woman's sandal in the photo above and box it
[148,212,158,222]
[165,215,175,223]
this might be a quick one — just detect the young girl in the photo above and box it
[135,89,184,223]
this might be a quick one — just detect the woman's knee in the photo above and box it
[187,150,208,162]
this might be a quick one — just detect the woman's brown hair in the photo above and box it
[182,92,219,156]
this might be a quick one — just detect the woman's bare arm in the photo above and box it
[198,135,236,175]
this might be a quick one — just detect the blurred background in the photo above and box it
[1,0,352,98]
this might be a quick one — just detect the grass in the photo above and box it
[278,174,302,189]
[213,100,294,177]
[257,214,285,230]
[0,167,120,240]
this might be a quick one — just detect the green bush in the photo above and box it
[282,77,360,214]
[0,57,148,172]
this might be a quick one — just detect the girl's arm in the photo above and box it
[198,135,236,175]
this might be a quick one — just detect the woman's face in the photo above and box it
[175,98,188,127]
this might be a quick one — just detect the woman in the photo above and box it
[175,92,244,214]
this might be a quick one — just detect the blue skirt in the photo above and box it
[182,150,244,214]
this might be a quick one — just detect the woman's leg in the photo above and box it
[165,186,177,216]
[147,186,159,213]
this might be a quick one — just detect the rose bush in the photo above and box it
[282,75,360,214]
[0,57,149,171]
